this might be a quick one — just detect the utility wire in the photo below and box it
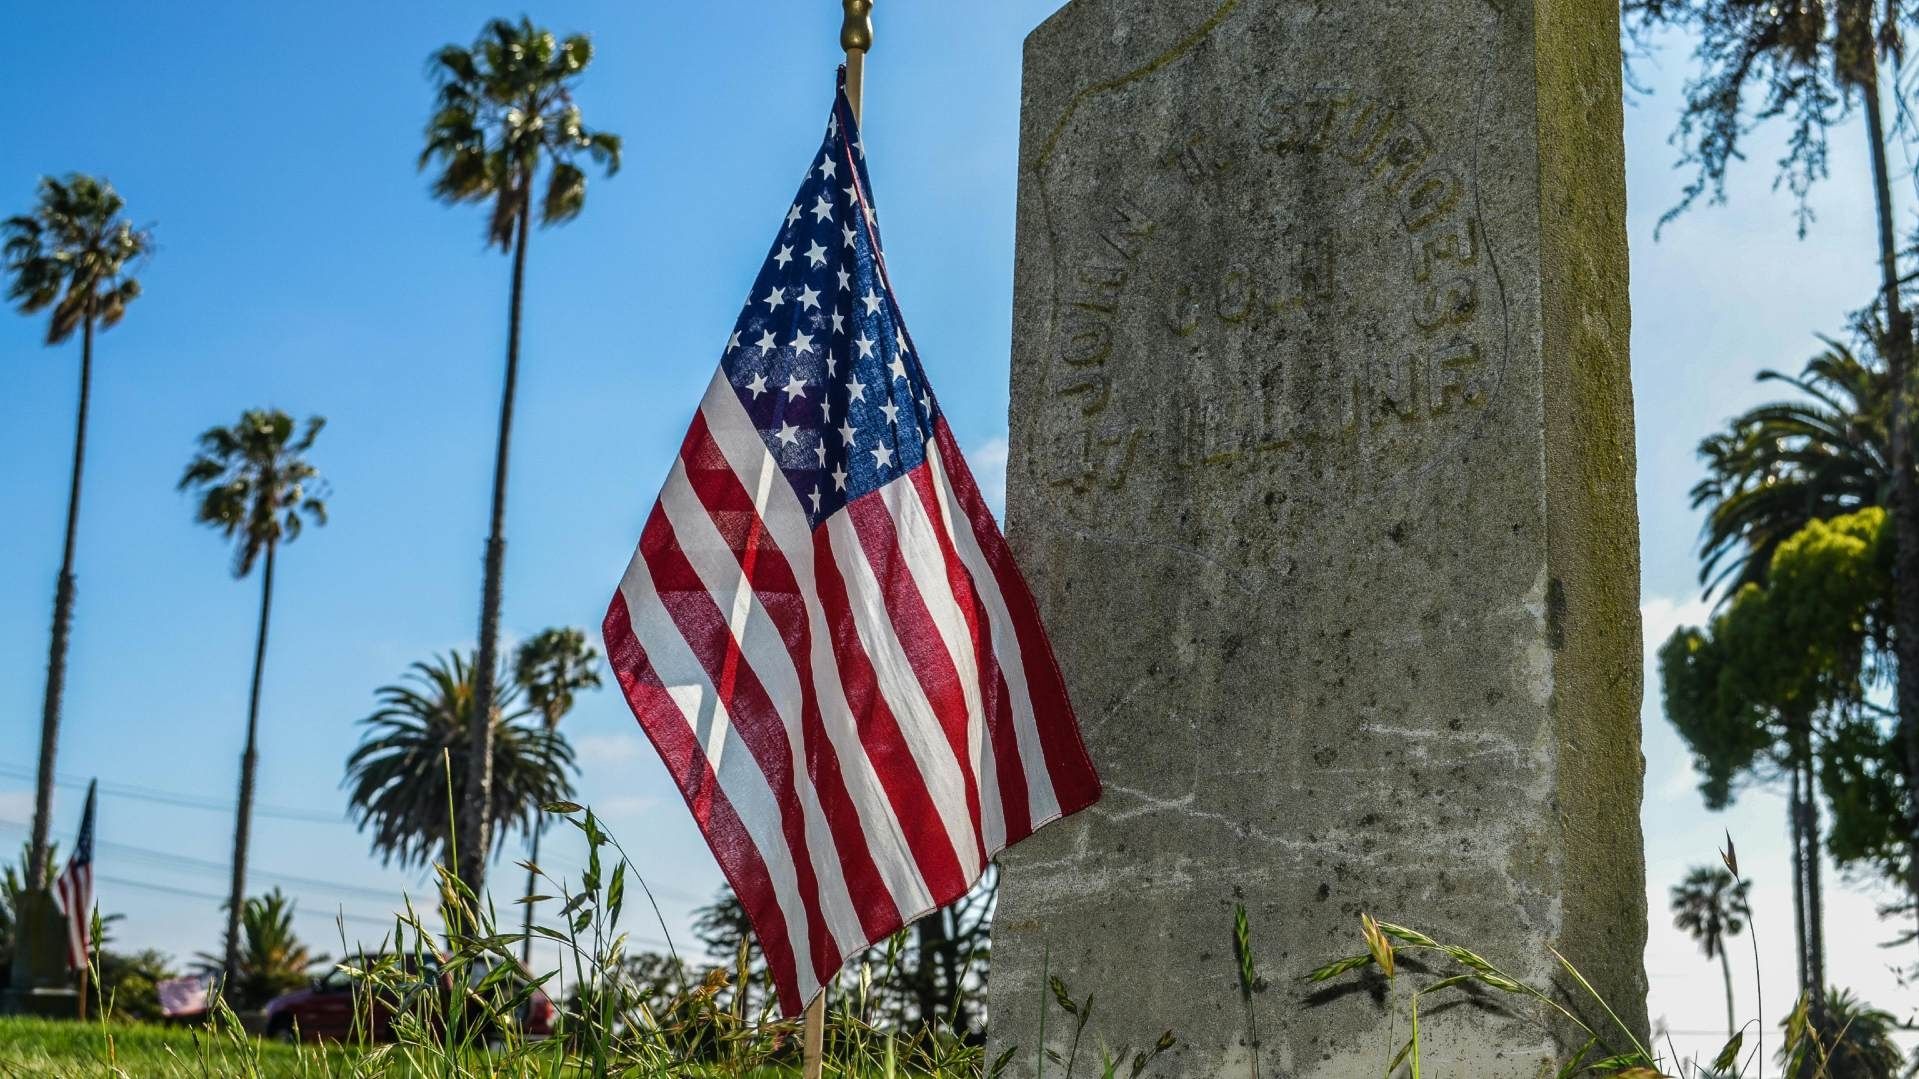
[93,873,406,930]
[0,761,340,823]
[0,817,398,903]
[3,819,678,953]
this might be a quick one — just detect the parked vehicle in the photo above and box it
[263,953,553,1043]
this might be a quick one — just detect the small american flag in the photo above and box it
[53,779,96,971]
[157,975,212,1019]
[605,73,1100,1015]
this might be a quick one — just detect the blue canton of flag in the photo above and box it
[719,76,935,525]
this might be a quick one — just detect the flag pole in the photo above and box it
[842,0,872,122]
[801,13,872,1070]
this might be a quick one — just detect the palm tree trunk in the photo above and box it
[463,190,533,896]
[29,313,94,893]
[1790,766,1809,996]
[520,811,542,967]
[1861,48,1919,962]
[223,541,276,985]
[1800,748,1828,1019]
[1719,942,1734,1039]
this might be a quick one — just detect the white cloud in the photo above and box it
[1640,593,1713,655]
[596,794,664,818]
[970,436,1009,520]
[573,732,648,765]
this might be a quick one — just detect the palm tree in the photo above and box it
[3,175,151,893]
[512,628,600,963]
[344,652,577,873]
[419,16,621,895]
[194,888,324,1010]
[1690,339,1889,595]
[179,410,327,985]
[1670,865,1752,1037]
[1777,987,1904,1079]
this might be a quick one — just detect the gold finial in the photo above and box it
[841,0,873,53]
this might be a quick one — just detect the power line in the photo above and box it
[0,819,679,953]
[94,874,677,952]
[0,817,400,904]
[94,873,406,930]
[0,762,341,823]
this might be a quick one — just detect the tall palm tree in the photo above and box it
[3,174,150,893]
[194,889,325,1010]
[179,409,328,983]
[1670,864,1752,1037]
[344,652,577,873]
[419,16,621,895]
[512,627,600,963]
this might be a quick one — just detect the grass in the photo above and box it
[0,1014,347,1078]
[0,1016,829,1079]
[4,794,1168,1079]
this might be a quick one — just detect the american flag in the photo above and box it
[604,73,1101,1015]
[53,779,96,971]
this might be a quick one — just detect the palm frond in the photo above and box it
[179,409,329,579]
[419,19,619,249]
[1692,336,1895,598]
[3,173,151,344]
[345,651,575,871]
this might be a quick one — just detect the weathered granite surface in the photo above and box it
[990,1,1647,1074]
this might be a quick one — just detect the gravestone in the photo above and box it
[3,889,78,1017]
[991,0,1647,1074]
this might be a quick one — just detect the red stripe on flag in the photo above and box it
[930,421,1102,821]
[842,493,990,875]
[906,465,1034,842]
[680,413,902,941]
[811,530,971,904]
[638,502,841,988]
[603,592,805,1009]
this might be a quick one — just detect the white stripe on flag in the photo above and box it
[698,383,936,916]
[927,441,1064,824]
[824,511,984,882]
[655,457,868,957]
[616,552,819,995]
[876,476,1006,855]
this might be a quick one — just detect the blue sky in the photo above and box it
[0,0,1906,1060]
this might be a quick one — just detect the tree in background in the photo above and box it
[419,16,621,896]
[94,948,180,1024]
[2,174,151,894]
[344,652,577,872]
[1777,987,1904,1079]
[1662,508,1891,1027]
[195,888,324,1010]
[512,627,601,964]
[689,871,997,1042]
[179,409,328,986]
[1670,864,1751,1036]
[1624,0,1919,940]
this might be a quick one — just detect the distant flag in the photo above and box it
[157,975,212,1019]
[53,779,97,971]
[604,72,1102,1016]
